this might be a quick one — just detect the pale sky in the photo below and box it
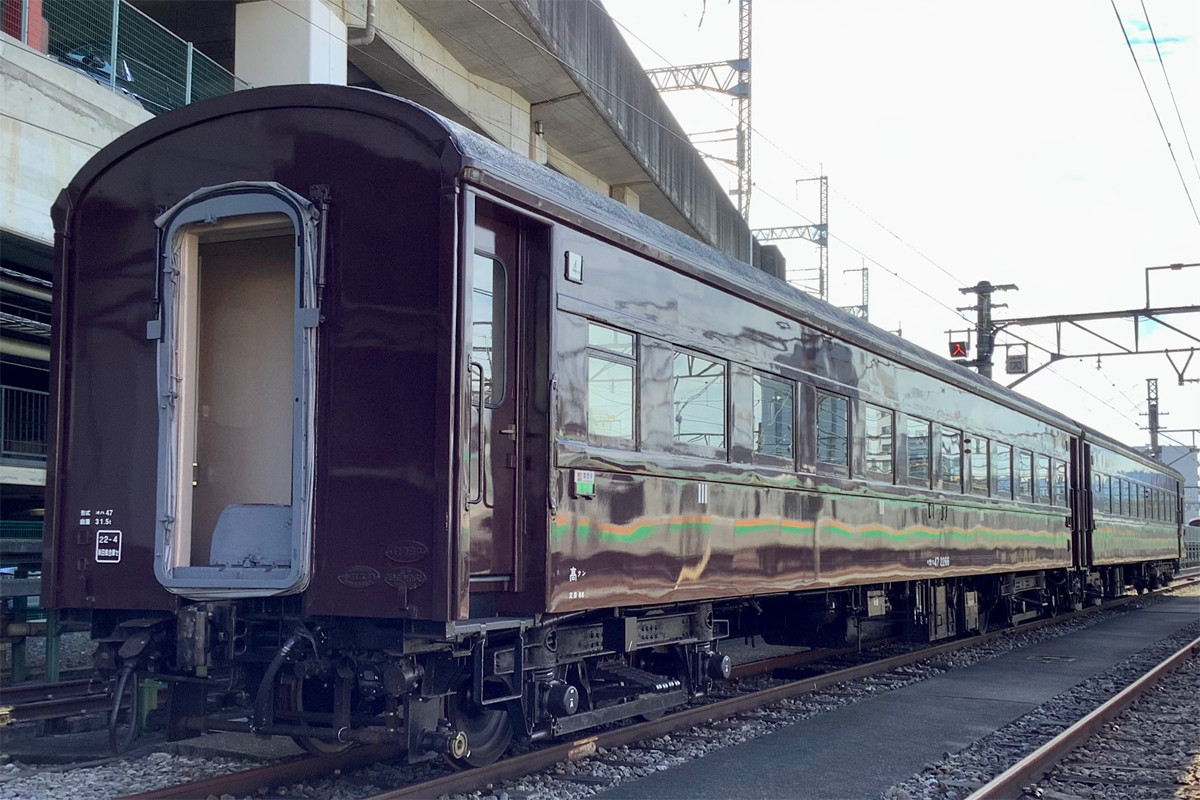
[604,0,1200,455]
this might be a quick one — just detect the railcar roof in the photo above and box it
[62,85,1171,468]
[1080,423,1185,480]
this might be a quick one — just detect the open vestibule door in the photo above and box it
[460,192,554,614]
[464,198,523,596]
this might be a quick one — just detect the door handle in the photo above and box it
[499,424,517,440]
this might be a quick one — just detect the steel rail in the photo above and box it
[0,678,96,705]
[0,678,114,726]
[965,634,1200,800]
[118,744,404,800]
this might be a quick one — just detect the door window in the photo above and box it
[472,253,507,407]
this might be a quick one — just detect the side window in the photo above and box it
[1053,460,1068,508]
[753,372,794,460]
[991,442,1012,498]
[969,437,990,495]
[815,391,850,471]
[472,252,507,407]
[586,322,636,445]
[1093,473,1103,510]
[1035,455,1051,505]
[1016,449,1033,501]
[672,350,726,450]
[1115,478,1125,515]
[906,417,931,486]
[864,404,894,481]
[940,428,962,492]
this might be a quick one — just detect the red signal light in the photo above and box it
[949,341,970,358]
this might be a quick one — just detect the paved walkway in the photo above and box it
[595,596,1200,800]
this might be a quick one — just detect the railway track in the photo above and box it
[114,577,1200,800]
[0,677,115,727]
[965,633,1200,800]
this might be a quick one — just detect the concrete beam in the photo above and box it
[0,465,46,486]
[1,37,152,244]
[235,0,347,87]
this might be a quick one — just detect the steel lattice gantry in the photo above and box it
[645,0,752,222]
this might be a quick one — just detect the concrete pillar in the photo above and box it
[529,120,548,165]
[610,184,640,212]
[235,0,348,87]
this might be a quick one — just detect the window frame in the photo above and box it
[938,426,963,493]
[1053,459,1068,508]
[862,402,894,483]
[1015,449,1034,502]
[991,442,1013,499]
[968,436,990,496]
[904,416,932,488]
[751,370,796,466]
[668,346,728,459]
[584,321,638,448]
[814,388,851,476]
[1034,454,1051,505]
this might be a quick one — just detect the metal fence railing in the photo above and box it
[1185,535,1200,570]
[11,0,250,115]
[1,1,26,43]
[1,386,48,460]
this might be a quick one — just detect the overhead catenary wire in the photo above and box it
[1111,0,1200,232]
[1139,0,1200,187]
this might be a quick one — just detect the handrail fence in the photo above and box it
[4,0,248,115]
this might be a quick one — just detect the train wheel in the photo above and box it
[280,676,356,756]
[446,677,513,768]
[108,664,140,754]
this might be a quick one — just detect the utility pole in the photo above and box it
[839,263,868,319]
[736,0,751,222]
[814,175,828,300]
[956,281,1018,379]
[1145,378,1161,459]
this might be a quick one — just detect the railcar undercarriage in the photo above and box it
[91,600,731,765]
[88,563,1178,764]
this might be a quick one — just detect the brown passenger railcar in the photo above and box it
[42,86,1182,763]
